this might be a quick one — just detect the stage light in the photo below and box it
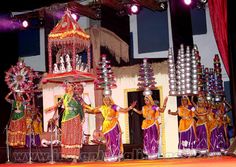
[199,0,208,4]
[71,13,78,21]
[22,20,29,28]
[196,0,208,9]
[130,3,140,14]
[184,0,192,5]
[159,2,168,11]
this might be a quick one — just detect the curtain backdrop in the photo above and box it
[208,0,229,76]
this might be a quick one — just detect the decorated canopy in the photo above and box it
[48,10,90,46]
[45,9,95,83]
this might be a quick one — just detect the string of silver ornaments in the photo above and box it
[137,58,156,96]
[168,44,199,96]
[94,54,117,96]
[168,44,224,102]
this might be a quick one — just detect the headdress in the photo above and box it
[181,95,192,105]
[137,58,156,96]
[95,54,117,97]
[144,95,155,106]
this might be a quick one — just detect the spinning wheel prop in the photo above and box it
[5,59,35,92]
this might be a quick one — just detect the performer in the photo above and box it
[5,91,30,147]
[214,98,232,154]
[207,100,221,156]
[26,106,43,147]
[132,95,168,159]
[168,96,197,157]
[46,82,84,162]
[222,98,232,151]
[86,96,136,162]
[191,95,209,156]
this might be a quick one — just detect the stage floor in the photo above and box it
[0,156,236,167]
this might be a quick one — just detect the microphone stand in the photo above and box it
[49,121,55,164]
[5,125,11,163]
[4,102,15,164]
[27,118,33,164]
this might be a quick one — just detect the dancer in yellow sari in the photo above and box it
[168,96,197,157]
[191,95,209,155]
[132,95,168,159]
[86,96,136,162]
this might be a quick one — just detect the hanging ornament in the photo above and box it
[168,48,177,95]
[168,44,199,96]
[185,46,192,94]
[176,49,182,95]
[191,47,198,95]
[194,45,204,95]
[137,58,156,96]
[94,54,117,96]
[5,59,35,92]
[204,67,213,101]
[208,68,215,101]
[213,54,224,102]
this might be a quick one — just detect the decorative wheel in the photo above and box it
[5,60,34,92]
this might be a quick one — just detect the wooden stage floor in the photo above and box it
[0,156,236,167]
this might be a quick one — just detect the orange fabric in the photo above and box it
[100,105,119,134]
[178,106,195,132]
[141,105,159,129]
[195,107,208,126]
[207,111,218,133]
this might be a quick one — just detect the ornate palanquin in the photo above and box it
[43,9,96,83]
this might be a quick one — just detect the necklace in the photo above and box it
[16,101,22,110]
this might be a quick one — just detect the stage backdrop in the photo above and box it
[42,60,179,158]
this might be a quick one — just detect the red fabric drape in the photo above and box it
[208,0,229,77]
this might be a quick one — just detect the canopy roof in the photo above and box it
[48,10,90,47]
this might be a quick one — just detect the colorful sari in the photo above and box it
[26,113,42,147]
[195,107,209,155]
[61,93,84,159]
[141,104,160,160]
[215,105,229,153]
[207,109,221,156]
[178,105,197,157]
[99,102,123,162]
[8,100,27,147]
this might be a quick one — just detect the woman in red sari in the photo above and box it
[5,91,30,147]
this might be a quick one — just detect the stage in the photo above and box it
[0,156,236,167]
